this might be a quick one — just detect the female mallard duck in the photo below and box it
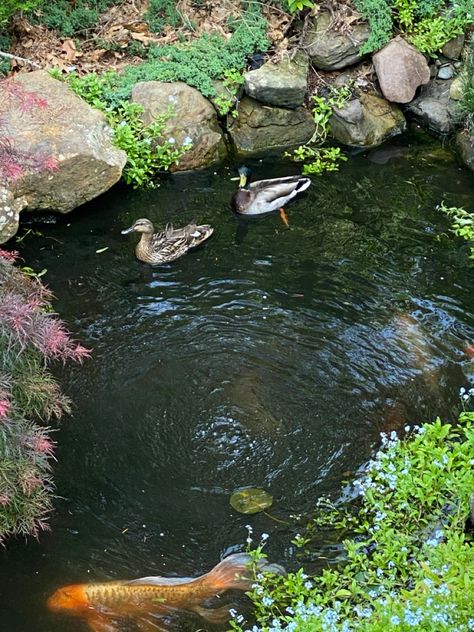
[231,166,311,217]
[121,218,213,265]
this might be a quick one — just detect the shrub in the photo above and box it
[60,71,189,188]
[30,0,120,37]
[0,0,40,26]
[0,252,89,542]
[234,403,474,631]
[145,0,189,34]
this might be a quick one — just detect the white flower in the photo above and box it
[167,137,176,145]
[182,135,193,146]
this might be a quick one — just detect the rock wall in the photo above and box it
[0,14,472,243]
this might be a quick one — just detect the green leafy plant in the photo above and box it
[354,0,474,54]
[287,87,350,176]
[57,71,189,188]
[233,402,474,631]
[438,201,474,259]
[213,69,245,116]
[287,0,314,13]
[0,0,40,26]
[111,101,188,188]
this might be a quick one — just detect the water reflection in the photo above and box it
[1,136,474,631]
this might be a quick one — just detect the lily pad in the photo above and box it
[230,487,273,515]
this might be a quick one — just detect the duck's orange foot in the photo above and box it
[279,208,289,228]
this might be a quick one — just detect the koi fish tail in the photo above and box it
[202,553,285,593]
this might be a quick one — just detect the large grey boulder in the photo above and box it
[0,71,126,244]
[373,36,430,104]
[329,92,406,148]
[227,97,315,155]
[408,79,457,135]
[244,53,309,108]
[456,129,474,173]
[302,10,370,70]
[131,81,227,171]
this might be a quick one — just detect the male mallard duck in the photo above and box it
[121,218,213,265]
[231,166,311,218]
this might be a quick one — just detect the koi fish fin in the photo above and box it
[85,614,120,632]
[193,603,235,625]
[201,553,285,593]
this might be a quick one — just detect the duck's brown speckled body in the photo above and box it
[122,218,213,265]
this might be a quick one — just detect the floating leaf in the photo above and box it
[230,487,273,515]
[96,247,109,254]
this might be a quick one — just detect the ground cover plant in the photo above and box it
[286,0,474,55]
[233,399,474,631]
[0,251,89,542]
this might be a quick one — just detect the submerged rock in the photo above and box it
[131,81,227,171]
[243,52,308,109]
[408,79,456,136]
[0,70,126,244]
[302,10,370,70]
[373,36,430,104]
[227,97,315,155]
[456,129,474,173]
[329,92,406,148]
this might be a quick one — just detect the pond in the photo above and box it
[1,131,474,631]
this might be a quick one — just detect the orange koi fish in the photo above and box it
[47,553,284,632]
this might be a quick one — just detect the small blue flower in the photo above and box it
[262,596,274,607]
[390,615,400,625]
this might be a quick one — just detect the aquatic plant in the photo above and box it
[0,252,89,542]
[233,401,474,631]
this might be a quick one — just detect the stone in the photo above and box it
[450,76,464,101]
[227,97,315,155]
[456,129,474,174]
[302,10,370,70]
[132,81,227,171]
[243,53,308,109]
[437,64,454,80]
[329,92,406,148]
[373,36,431,104]
[408,79,456,136]
[0,71,126,244]
[442,34,465,60]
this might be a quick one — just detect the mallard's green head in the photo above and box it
[238,166,251,188]
[121,218,154,235]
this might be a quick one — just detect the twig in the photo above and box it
[0,50,42,69]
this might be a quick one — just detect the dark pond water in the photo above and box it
[1,132,474,632]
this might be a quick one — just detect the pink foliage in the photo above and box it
[0,249,19,262]
[0,494,10,507]
[0,399,10,418]
[0,80,57,183]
